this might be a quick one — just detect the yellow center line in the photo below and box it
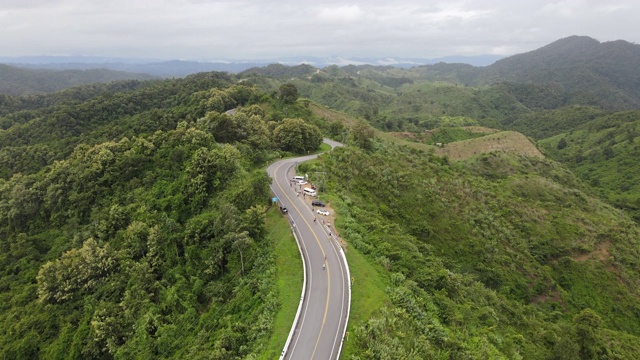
[273,161,332,360]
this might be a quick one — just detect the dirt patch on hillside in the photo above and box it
[572,241,612,262]
[461,126,501,134]
[435,131,544,161]
[389,127,499,143]
[532,290,565,307]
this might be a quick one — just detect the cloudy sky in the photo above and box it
[1,0,638,61]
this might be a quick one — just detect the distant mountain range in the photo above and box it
[0,54,504,78]
[2,35,639,108]
[0,64,157,96]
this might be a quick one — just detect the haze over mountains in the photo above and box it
[2,35,639,109]
[1,54,504,77]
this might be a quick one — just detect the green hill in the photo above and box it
[0,63,157,96]
[539,110,640,221]
[303,139,640,358]
[237,36,640,127]
[412,36,640,111]
[482,36,640,110]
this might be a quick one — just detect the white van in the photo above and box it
[293,176,305,182]
[303,187,317,197]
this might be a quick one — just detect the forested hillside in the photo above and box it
[539,110,640,221]
[303,139,640,358]
[413,36,640,111]
[0,64,157,96]
[0,75,324,358]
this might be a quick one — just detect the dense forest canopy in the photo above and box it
[0,74,326,358]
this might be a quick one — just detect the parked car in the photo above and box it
[279,206,288,214]
[317,209,329,216]
[311,200,325,207]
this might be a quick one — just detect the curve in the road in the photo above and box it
[268,139,350,360]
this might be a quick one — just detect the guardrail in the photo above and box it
[335,235,351,359]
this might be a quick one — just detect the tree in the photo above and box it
[574,308,603,360]
[279,83,299,104]
[352,120,375,150]
[602,144,615,159]
[557,137,568,149]
[243,205,266,241]
[226,231,253,275]
[36,238,116,303]
[273,118,322,154]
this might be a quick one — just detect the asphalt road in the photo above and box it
[267,139,350,360]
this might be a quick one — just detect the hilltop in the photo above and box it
[310,103,543,161]
[416,36,640,110]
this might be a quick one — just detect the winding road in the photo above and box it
[267,139,350,360]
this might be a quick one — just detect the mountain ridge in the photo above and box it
[0,63,157,96]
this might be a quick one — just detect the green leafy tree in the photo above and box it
[602,144,615,159]
[574,308,603,360]
[279,83,299,104]
[226,231,253,275]
[351,120,375,150]
[243,205,267,241]
[36,238,116,303]
[557,137,568,149]
[273,118,322,154]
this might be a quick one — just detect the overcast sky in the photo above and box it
[1,0,638,61]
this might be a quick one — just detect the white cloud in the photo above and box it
[0,0,638,60]
[316,5,365,24]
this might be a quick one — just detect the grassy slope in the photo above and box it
[435,131,543,160]
[258,207,303,359]
[310,102,543,161]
